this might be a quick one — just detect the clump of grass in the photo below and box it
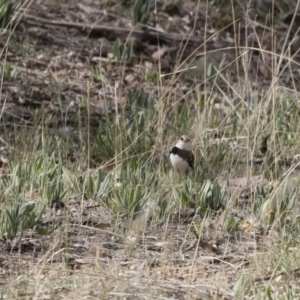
[0,0,19,28]
[90,88,156,164]
[0,201,52,245]
[90,66,102,83]
[119,0,155,24]
[132,0,155,24]
[4,151,64,199]
[0,62,19,80]
[112,39,134,62]
[102,157,161,221]
[173,179,224,215]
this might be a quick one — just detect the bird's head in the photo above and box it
[176,135,192,150]
[180,135,191,143]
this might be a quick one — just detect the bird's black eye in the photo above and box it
[180,137,184,141]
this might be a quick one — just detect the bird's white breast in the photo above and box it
[170,153,191,174]
[176,140,192,151]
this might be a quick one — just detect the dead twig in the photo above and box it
[22,14,202,44]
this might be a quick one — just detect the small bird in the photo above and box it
[170,135,194,175]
